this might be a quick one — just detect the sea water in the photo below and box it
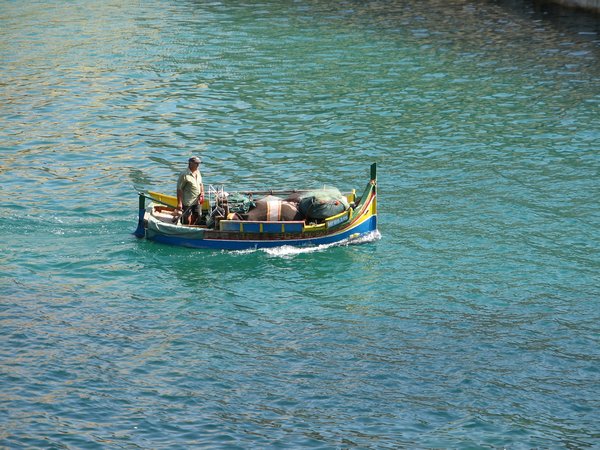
[1,0,599,447]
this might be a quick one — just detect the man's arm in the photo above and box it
[177,189,183,210]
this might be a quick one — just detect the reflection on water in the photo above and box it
[1,0,598,448]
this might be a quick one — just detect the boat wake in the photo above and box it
[230,230,381,258]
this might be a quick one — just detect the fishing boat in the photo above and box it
[134,163,377,250]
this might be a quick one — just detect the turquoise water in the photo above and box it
[1,0,599,447]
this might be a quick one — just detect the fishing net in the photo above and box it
[227,192,256,214]
[297,187,349,220]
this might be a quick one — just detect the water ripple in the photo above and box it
[2,0,599,448]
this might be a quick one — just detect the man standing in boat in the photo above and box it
[176,156,204,225]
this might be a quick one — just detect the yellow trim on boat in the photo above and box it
[148,191,210,209]
[149,191,177,207]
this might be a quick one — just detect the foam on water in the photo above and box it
[227,230,382,257]
[264,230,382,257]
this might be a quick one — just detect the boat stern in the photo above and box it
[133,193,146,238]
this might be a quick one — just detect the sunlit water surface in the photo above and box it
[1,0,599,448]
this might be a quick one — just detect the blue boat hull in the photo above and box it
[147,215,377,250]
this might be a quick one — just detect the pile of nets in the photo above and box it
[226,192,256,215]
[220,187,350,223]
[296,187,350,220]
